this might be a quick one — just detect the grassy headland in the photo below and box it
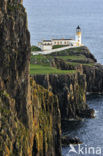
[30,46,96,75]
[30,64,76,75]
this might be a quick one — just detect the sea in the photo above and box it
[23,0,103,155]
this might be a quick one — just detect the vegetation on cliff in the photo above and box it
[30,54,76,75]
[30,64,76,75]
[53,45,67,49]
[0,0,61,156]
[31,45,102,121]
[31,45,41,52]
[31,79,61,156]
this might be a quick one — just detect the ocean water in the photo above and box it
[23,1,103,156]
[23,0,103,64]
[62,95,103,156]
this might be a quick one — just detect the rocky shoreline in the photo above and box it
[62,136,82,146]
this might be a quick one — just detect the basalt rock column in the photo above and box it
[0,0,31,127]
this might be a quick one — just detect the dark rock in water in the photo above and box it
[83,64,103,94]
[77,109,95,118]
[62,136,82,146]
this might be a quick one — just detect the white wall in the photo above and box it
[42,45,52,51]
[69,40,77,46]
[75,35,81,46]
[43,41,52,45]
[52,40,75,46]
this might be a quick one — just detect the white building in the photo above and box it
[38,26,82,51]
[38,40,52,51]
[75,25,82,46]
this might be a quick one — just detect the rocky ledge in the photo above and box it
[49,46,103,94]
[62,136,82,146]
[33,73,94,120]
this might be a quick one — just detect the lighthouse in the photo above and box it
[75,26,82,46]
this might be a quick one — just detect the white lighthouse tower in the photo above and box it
[75,26,82,46]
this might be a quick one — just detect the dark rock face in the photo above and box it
[0,0,31,154]
[51,46,103,94]
[31,79,61,156]
[77,108,95,118]
[0,0,31,126]
[0,1,61,155]
[83,64,103,93]
[33,72,94,120]
[62,136,82,146]
[52,57,83,72]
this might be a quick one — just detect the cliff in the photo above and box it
[31,46,97,120]
[83,64,103,93]
[0,0,31,127]
[0,1,61,156]
[46,46,103,94]
[31,79,61,156]
[33,73,91,120]
[0,79,61,155]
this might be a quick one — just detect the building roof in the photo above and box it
[77,25,81,29]
[52,39,73,41]
[43,40,51,42]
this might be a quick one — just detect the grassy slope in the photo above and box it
[48,46,95,66]
[31,45,41,52]
[52,45,67,49]
[30,54,76,75]
[57,55,86,61]
[30,64,76,75]
[30,46,95,75]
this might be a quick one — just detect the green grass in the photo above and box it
[30,55,53,65]
[57,55,86,61]
[30,64,76,75]
[30,46,94,75]
[52,45,67,49]
[31,45,41,52]
[66,61,94,67]
[56,55,94,66]
[49,46,87,56]
[82,63,94,67]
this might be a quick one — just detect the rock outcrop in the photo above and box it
[33,72,94,120]
[31,79,61,156]
[83,64,103,93]
[0,0,31,127]
[32,46,98,120]
[62,136,82,146]
[0,1,61,156]
[48,46,103,94]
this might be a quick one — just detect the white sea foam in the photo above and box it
[94,109,98,117]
